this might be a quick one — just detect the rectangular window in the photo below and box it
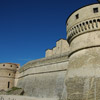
[93,7,98,13]
[75,14,79,19]
[8,82,10,88]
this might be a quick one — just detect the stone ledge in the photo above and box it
[19,52,69,73]
[0,95,58,100]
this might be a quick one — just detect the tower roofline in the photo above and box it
[0,63,20,66]
[66,3,99,24]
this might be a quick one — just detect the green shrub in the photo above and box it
[7,87,21,93]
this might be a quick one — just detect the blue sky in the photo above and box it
[0,0,98,66]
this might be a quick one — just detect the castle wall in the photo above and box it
[56,39,69,54]
[17,53,68,99]
[46,39,69,57]
[45,49,53,57]
[53,47,57,55]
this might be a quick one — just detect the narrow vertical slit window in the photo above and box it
[8,82,10,88]
[9,73,11,76]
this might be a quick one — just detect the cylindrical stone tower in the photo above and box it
[0,63,20,91]
[66,3,100,100]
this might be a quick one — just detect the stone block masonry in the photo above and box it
[17,53,69,100]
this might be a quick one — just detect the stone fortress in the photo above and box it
[0,1,100,100]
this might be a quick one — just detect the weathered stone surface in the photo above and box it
[0,90,7,95]
[0,95,58,100]
[46,39,69,57]
[17,54,69,99]
[19,52,68,72]
[66,47,100,100]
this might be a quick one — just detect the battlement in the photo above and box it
[45,39,69,57]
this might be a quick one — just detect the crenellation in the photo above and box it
[45,49,53,57]
[45,39,69,57]
[53,47,57,55]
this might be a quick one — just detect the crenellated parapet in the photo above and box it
[45,39,69,57]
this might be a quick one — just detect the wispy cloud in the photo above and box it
[18,58,32,61]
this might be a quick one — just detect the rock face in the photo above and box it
[66,4,100,100]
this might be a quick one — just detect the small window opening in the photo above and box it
[8,82,10,88]
[90,20,92,23]
[10,65,12,67]
[93,8,98,13]
[75,14,79,19]
[9,73,11,76]
[97,19,100,22]
[3,64,5,66]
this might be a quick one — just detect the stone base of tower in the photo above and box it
[66,77,100,100]
[65,47,100,100]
